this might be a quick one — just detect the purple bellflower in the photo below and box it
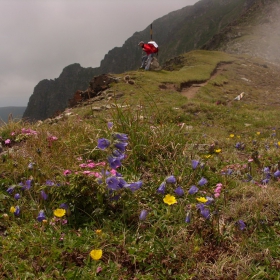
[7,186,15,195]
[125,181,142,192]
[97,138,110,150]
[165,175,176,184]
[188,185,198,195]
[157,182,166,194]
[198,177,208,186]
[113,133,128,142]
[139,210,148,221]
[40,190,48,200]
[106,176,120,191]
[37,210,46,222]
[237,220,246,230]
[14,206,20,216]
[174,186,184,196]
[191,160,200,170]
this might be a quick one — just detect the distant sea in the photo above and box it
[0,107,26,125]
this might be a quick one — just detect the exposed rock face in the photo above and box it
[23,64,99,121]
[68,74,119,107]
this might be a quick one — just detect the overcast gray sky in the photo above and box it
[0,0,199,107]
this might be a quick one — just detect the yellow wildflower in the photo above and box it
[229,134,234,138]
[163,194,177,205]
[196,197,208,203]
[90,249,103,260]
[10,206,16,213]
[53,208,66,218]
[95,229,102,235]
[215,149,222,153]
[256,132,261,135]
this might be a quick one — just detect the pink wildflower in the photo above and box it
[87,162,96,168]
[110,169,117,176]
[5,139,11,145]
[63,170,72,176]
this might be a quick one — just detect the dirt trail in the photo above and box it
[180,63,230,99]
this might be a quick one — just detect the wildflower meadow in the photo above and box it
[1,51,280,279]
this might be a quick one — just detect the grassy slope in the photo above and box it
[0,50,280,279]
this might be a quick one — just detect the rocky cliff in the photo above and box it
[23,64,99,121]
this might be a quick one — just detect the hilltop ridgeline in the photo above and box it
[23,0,277,121]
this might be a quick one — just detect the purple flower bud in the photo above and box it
[107,122,113,130]
[191,160,200,170]
[14,193,20,200]
[200,208,210,219]
[37,210,46,222]
[205,196,214,205]
[188,185,198,195]
[227,169,233,175]
[97,138,110,150]
[14,206,20,216]
[114,141,128,152]
[198,177,208,186]
[235,142,241,149]
[45,180,55,186]
[274,170,280,178]
[7,186,15,195]
[185,212,191,223]
[113,133,128,142]
[237,220,246,230]
[28,163,34,169]
[59,203,68,209]
[165,175,176,184]
[40,190,48,200]
[139,210,148,221]
[22,180,32,190]
[174,186,184,196]
[196,203,205,211]
[157,182,166,194]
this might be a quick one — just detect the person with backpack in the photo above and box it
[138,41,158,70]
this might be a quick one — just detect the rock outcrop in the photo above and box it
[23,64,99,121]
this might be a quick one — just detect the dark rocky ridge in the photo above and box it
[23,64,98,121]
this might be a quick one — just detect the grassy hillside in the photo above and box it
[1,50,280,279]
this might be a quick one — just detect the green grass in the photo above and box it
[1,50,280,279]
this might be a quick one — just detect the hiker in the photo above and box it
[138,41,158,70]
